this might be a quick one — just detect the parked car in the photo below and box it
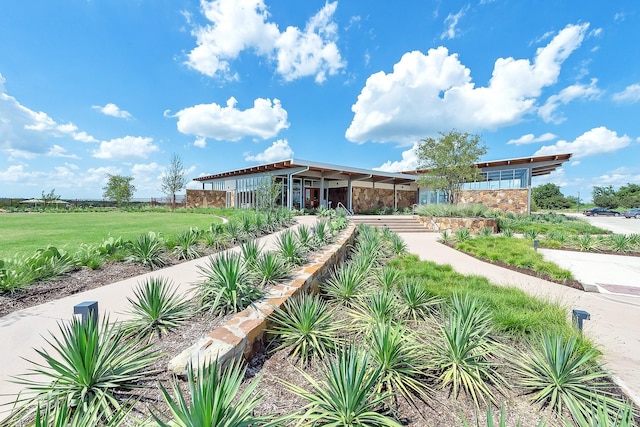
[622,208,640,219]
[583,207,621,216]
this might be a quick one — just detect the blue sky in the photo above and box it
[1,1,639,202]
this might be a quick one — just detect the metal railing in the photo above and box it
[336,202,354,216]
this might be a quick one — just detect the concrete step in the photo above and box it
[350,215,429,233]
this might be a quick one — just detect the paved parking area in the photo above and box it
[566,213,640,235]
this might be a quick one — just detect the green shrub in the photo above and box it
[172,228,202,260]
[126,232,166,270]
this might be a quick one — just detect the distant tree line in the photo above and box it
[532,183,574,210]
[591,184,640,209]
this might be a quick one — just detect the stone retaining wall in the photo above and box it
[186,189,227,209]
[168,223,357,376]
[417,216,498,233]
[351,187,415,213]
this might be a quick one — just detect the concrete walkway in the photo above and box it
[400,232,640,406]
[0,216,318,417]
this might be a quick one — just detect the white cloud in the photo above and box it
[571,160,581,166]
[538,78,602,123]
[346,23,590,144]
[47,144,80,159]
[612,83,640,103]
[440,6,468,40]
[173,97,289,141]
[194,136,207,148]
[0,73,98,156]
[534,126,631,159]
[92,103,132,119]
[244,139,293,162]
[594,167,640,187]
[374,143,419,172]
[92,136,158,160]
[507,132,557,145]
[186,0,344,82]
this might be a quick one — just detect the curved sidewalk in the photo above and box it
[400,232,640,406]
[0,216,318,417]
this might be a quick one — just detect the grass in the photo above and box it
[0,211,225,260]
[388,254,576,338]
[453,236,575,283]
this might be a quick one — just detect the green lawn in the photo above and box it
[0,211,225,260]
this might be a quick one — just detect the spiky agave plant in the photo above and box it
[365,321,431,405]
[515,332,626,423]
[252,251,292,286]
[172,228,202,260]
[283,345,402,427]
[276,229,306,266]
[323,262,368,306]
[196,252,262,314]
[31,399,134,427]
[428,294,505,407]
[374,265,401,291]
[11,316,161,423]
[240,239,263,270]
[347,291,398,333]
[269,293,340,365]
[126,231,166,270]
[153,359,267,426]
[122,276,194,343]
[396,279,440,321]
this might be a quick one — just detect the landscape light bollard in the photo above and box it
[533,239,539,251]
[74,301,98,324]
[572,309,590,331]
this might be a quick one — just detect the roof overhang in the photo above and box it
[404,153,572,177]
[194,159,418,185]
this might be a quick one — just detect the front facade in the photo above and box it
[188,154,571,214]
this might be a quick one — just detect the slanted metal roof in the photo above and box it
[404,153,572,177]
[194,153,572,185]
[194,158,418,185]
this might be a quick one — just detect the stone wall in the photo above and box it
[351,187,416,213]
[417,216,498,233]
[458,189,529,214]
[168,223,357,376]
[186,189,227,209]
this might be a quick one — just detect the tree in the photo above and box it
[616,183,640,208]
[160,153,189,209]
[592,185,618,209]
[103,174,135,207]
[532,183,572,210]
[41,188,61,208]
[416,130,487,204]
[254,176,283,211]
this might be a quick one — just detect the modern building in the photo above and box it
[187,153,571,214]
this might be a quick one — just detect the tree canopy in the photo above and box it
[532,183,572,210]
[592,183,640,209]
[103,174,135,207]
[160,153,188,209]
[416,130,487,204]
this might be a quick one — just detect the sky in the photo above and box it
[1,1,639,202]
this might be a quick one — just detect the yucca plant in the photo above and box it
[126,231,166,269]
[283,345,402,426]
[296,224,316,251]
[397,279,440,321]
[461,404,544,427]
[240,239,263,270]
[197,252,262,314]
[348,291,398,332]
[575,233,599,252]
[523,229,539,240]
[429,295,505,407]
[313,220,332,246]
[276,229,306,266]
[31,398,134,427]
[203,226,231,251]
[153,359,266,426]
[74,244,103,270]
[365,321,431,405]
[454,227,472,243]
[515,332,624,423]
[172,229,202,260]
[240,214,257,239]
[269,293,340,364]
[323,263,368,306]
[224,220,245,245]
[479,226,493,237]
[607,234,633,253]
[252,251,292,286]
[122,276,193,343]
[388,233,408,256]
[567,398,638,427]
[440,229,452,243]
[11,316,161,423]
[501,228,514,238]
[374,266,401,291]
